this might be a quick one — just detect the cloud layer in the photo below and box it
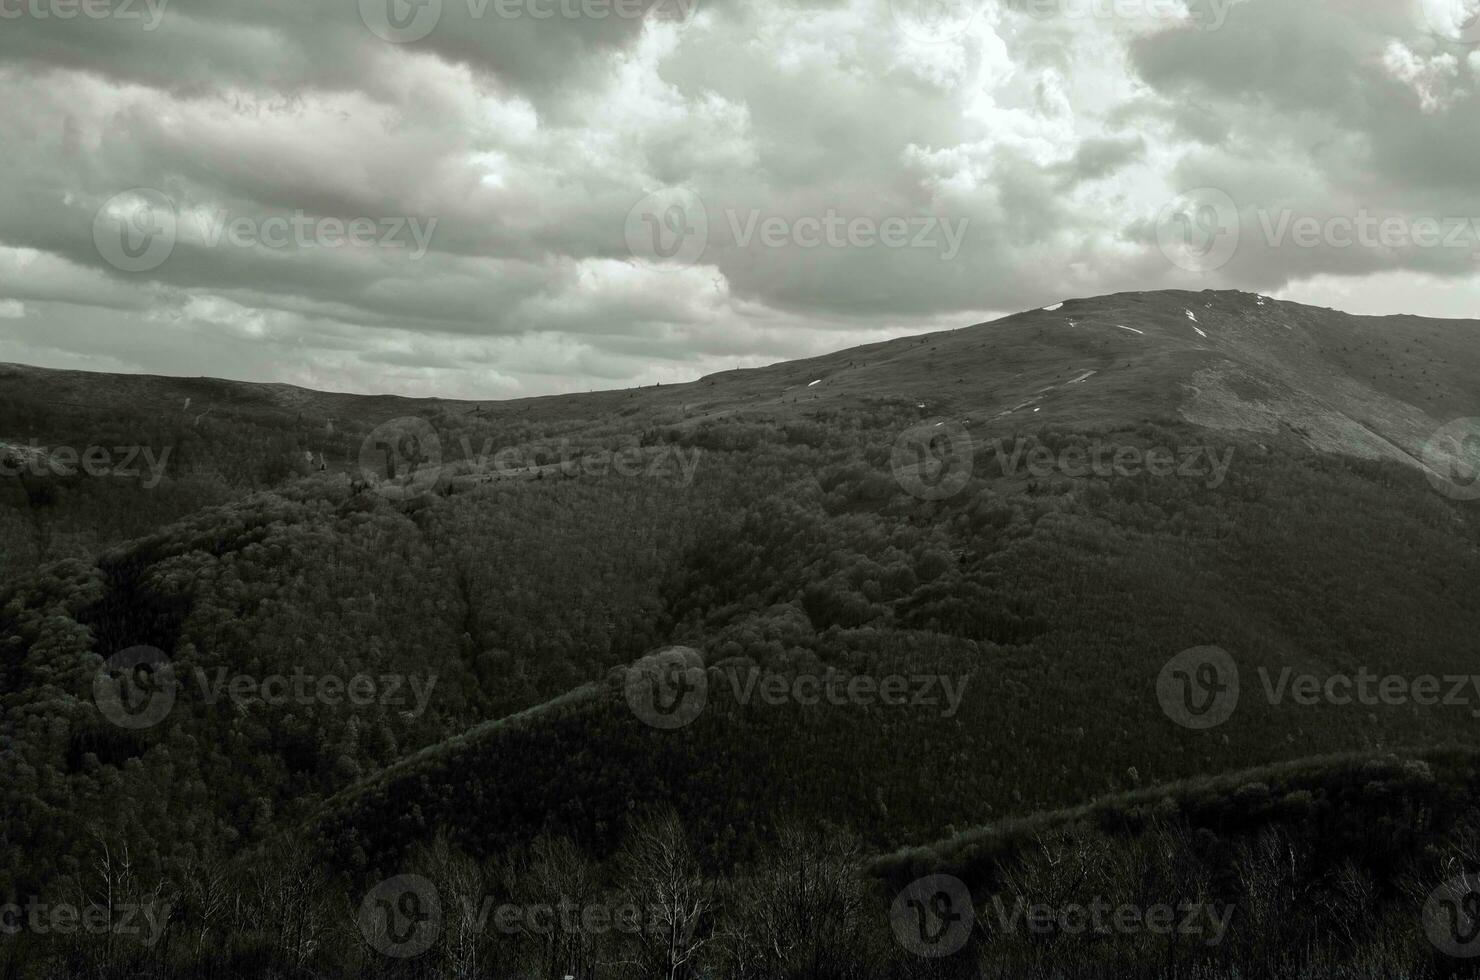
[1,0,1477,397]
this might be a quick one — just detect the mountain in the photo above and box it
[5,289,1477,479]
[2,290,1480,979]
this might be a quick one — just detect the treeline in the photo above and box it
[6,752,1480,979]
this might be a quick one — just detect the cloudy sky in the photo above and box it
[0,0,1477,398]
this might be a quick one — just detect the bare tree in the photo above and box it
[616,809,713,980]
[416,833,485,980]
[719,821,874,980]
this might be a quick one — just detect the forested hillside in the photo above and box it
[3,291,1480,978]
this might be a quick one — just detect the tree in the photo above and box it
[616,809,714,980]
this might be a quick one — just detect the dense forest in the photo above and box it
[4,342,1480,977]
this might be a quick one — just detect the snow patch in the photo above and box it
[1185,310,1197,322]
[1044,302,1064,311]
[807,379,821,387]
[1116,324,1145,335]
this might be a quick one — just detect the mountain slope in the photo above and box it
[3,290,1480,979]
[5,290,1478,464]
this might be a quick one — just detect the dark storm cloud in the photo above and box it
[1,0,1478,395]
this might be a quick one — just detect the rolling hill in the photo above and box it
[3,289,1480,978]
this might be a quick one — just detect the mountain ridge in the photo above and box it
[4,290,1475,476]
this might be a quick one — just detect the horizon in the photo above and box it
[3,0,1479,399]
[6,286,1477,402]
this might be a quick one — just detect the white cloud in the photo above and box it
[0,0,1476,395]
